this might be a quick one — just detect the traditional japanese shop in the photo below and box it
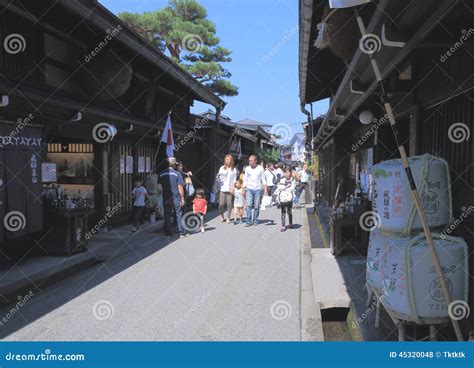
[41,140,96,255]
[0,0,224,265]
[0,121,44,262]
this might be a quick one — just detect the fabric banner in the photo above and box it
[329,0,371,8]
[161,114,174,157]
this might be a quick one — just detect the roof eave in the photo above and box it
[59,0,225,110]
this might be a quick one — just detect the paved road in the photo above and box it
[1,205,304,341]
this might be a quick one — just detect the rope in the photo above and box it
[405,155,430,235]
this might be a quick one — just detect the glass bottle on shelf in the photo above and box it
[86,161,92,177]
[77,159,84,177]
[63,159,70,177]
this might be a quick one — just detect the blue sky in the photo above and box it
[100,0,328,135]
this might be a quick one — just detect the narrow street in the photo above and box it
[1,206,305,341]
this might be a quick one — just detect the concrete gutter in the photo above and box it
[300,203,324,341]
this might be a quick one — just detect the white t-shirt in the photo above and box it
[217,166,237,192]
[264,169,276,187]
[300,170,309,183]
[244,165,266,190]
[275,168,283,177]
[132,186,147,206]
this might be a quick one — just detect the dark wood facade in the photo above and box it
[0,0,223,263]
[300,0,474,337]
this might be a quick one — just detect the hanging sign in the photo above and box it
[0,136,43,148]
[138,156,145,173]
[145,157,151,173]
[126,155,133,174]
[42,163,57,183]
[31,154,38,184]
[120,155,125,174]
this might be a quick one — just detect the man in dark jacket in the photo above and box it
[159,157,186,238]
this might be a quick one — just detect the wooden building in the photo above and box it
[299,0,473,337]
[0,0,224,263]
[192,111,275,192]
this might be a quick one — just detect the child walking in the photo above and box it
[131,177,150,233]
[192,188,208,233]
[233,179,245,224]
[275,167,296,232]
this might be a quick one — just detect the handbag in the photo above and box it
[185,178,195,197]
[262,195,272,207]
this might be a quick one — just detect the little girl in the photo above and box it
[275,167,296,232]
[192,188,208,233]
[233,179,244,224]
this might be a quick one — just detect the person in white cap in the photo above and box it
[159,157,186,238]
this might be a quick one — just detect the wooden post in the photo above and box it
[355,12,463,341]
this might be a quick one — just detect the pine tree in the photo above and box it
[120,0,238,97]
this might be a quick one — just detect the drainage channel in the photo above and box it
[321,307,353,341]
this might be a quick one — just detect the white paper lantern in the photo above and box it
[359,110,373,125]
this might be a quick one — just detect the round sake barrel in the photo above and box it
[366,229,391,293]
[381,233,468,323]
[371,154,451,234]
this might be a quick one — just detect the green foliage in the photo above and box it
[308,153,319,180]
[256,147,280,163]
[119,0,238,97]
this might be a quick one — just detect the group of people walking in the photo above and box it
[130,154,310,237]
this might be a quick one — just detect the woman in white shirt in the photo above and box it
[216,154,237,224]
